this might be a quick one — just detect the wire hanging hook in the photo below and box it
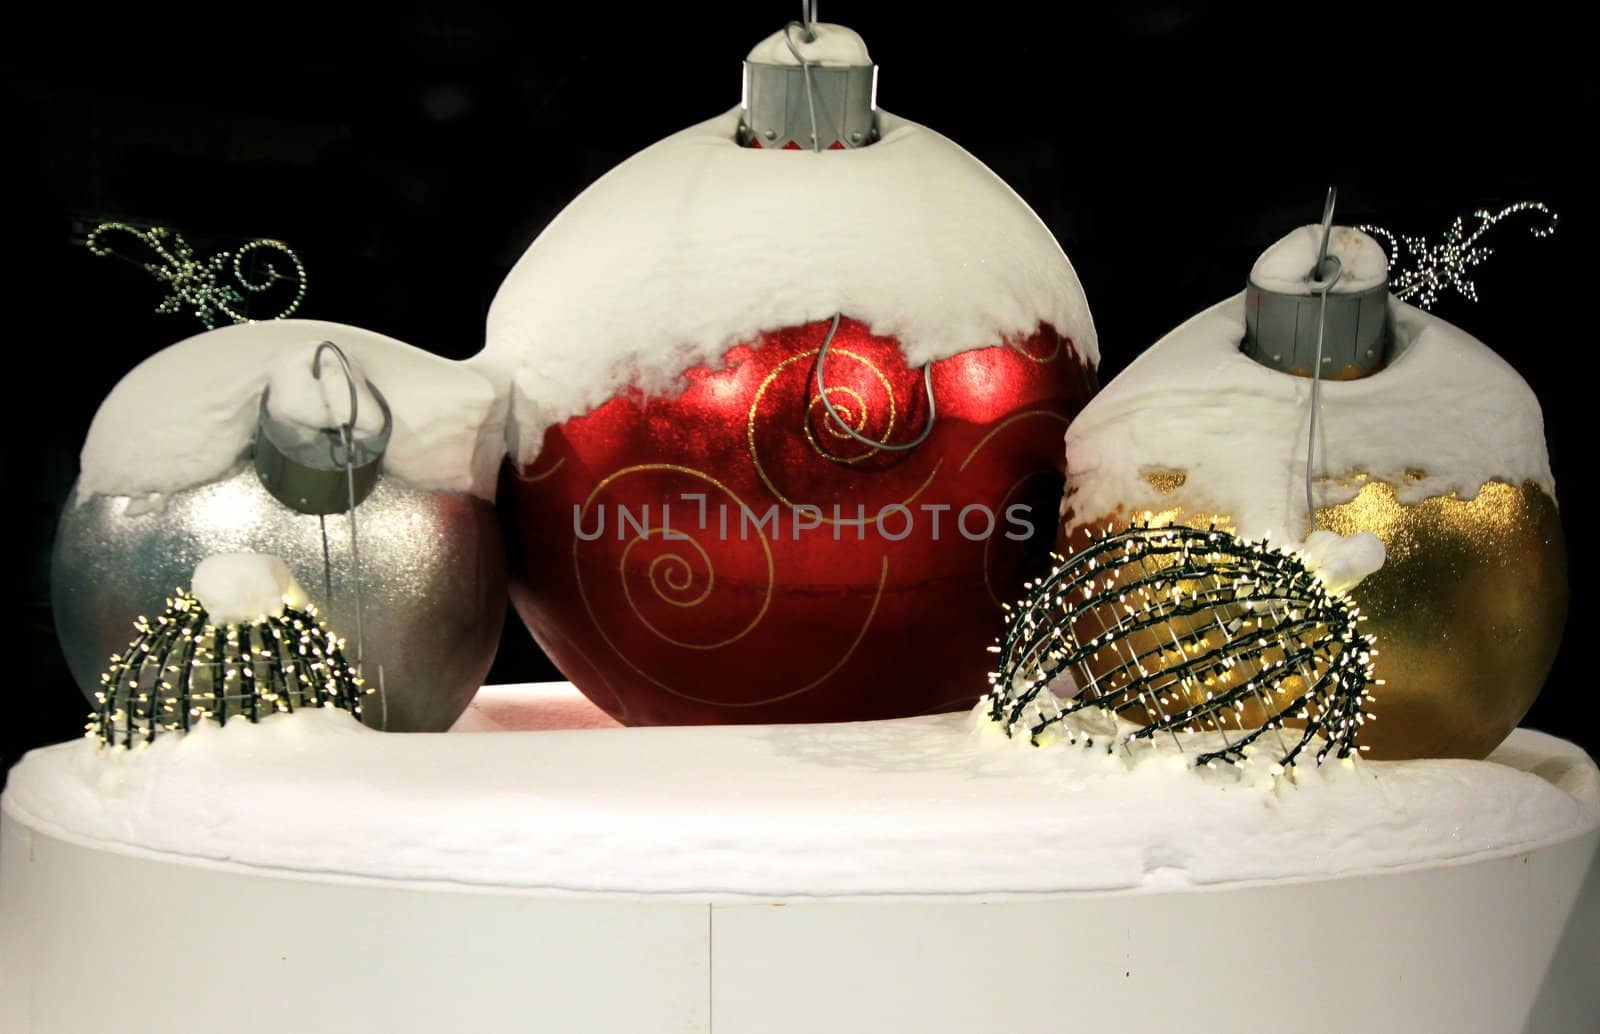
[312,340,361,435]
[1304,187,1344,532]
[1313,186,1339,282]
[815,313,938,453]
[800,0,818,41]
[308,341,373,718]
[782,21,824,152]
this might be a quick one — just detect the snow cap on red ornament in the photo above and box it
[473,19,1098,465]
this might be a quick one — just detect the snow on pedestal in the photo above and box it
[5,684,1595,896]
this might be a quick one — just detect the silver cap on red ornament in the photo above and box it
[738,8,878,150]
[1242,194,1392,380]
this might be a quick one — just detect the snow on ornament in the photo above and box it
[1059,209,1565,760]
[982,523,1379,770]
[53,320,508,732]
[91,553,366,747]
[476,19,1099,725]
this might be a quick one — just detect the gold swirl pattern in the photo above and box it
[958,409,1072,473]
[644,541,714,608]
[572,464,894,706]
[572,453,891,704]
[575,464,773,653]
[982,469,1060,608]
[515,456,566,483]
[805,385,880,462]
[748,347,941,525]
[1007,333,1063,364]
[610,557,891,708]
[763,347,896,464]
[620,529,742,645]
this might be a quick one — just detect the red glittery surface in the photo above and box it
[501,316,1096,725]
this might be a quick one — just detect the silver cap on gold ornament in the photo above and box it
[1242,219,1392,380]
[738,14,878,150]
[254,341,393,515]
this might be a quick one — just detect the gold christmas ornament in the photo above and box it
[1317,478,1565,758]
[1060,220,1565,760]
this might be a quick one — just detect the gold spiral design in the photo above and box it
[573,458,891,705]
[805,385,881,462]
[515,455,566,483]
[1008,333,1063,364]
[981,469,1060,608]
[957,408,1074,606]
[776,346,897,463]
[958,409,1072,473]
[749,347,941,525]
[818,388,866,439]
[575,464,773,654]
[622,557,891,708]
[621,528,723,636]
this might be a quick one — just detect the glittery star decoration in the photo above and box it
[86,222,307,328]
[1359,202,1558,310]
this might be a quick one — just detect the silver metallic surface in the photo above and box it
[52,465,506,732]
[254,365,393,516]
[1244,192,1387,380]
[1243,263,1389,378]
[739,59,877,149]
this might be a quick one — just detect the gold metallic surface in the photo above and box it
[1317,479,1566,759]
[1066,479,1567,760]
[1141,469,1188,494]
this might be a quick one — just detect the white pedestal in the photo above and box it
[4,684,1597,1033]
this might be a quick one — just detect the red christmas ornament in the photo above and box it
[503,317,1096,725]
[484,21,1101,724]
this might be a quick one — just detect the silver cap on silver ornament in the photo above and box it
[254,341,393,515]
[738,15,878,150]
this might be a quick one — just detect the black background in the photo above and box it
[7,1,1592,780]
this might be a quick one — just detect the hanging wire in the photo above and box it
[777,33,940,453]
[311,341,382,727]
[781,22,824,153]
[815,313,938,452]
[1304,187,1344,532]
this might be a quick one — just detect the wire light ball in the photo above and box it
[984,522,1378,769]
[91,589,366,748]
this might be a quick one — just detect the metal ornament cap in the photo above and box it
[254,381,393,515]
[739,23,878,149]
[1243,226,1391,379]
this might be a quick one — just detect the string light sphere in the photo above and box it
[90,588,366,748]
[984,522,1379,769]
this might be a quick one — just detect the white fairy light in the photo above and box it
[1360,202,1559,310]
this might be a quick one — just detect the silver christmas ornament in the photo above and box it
[53,466,504,732]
